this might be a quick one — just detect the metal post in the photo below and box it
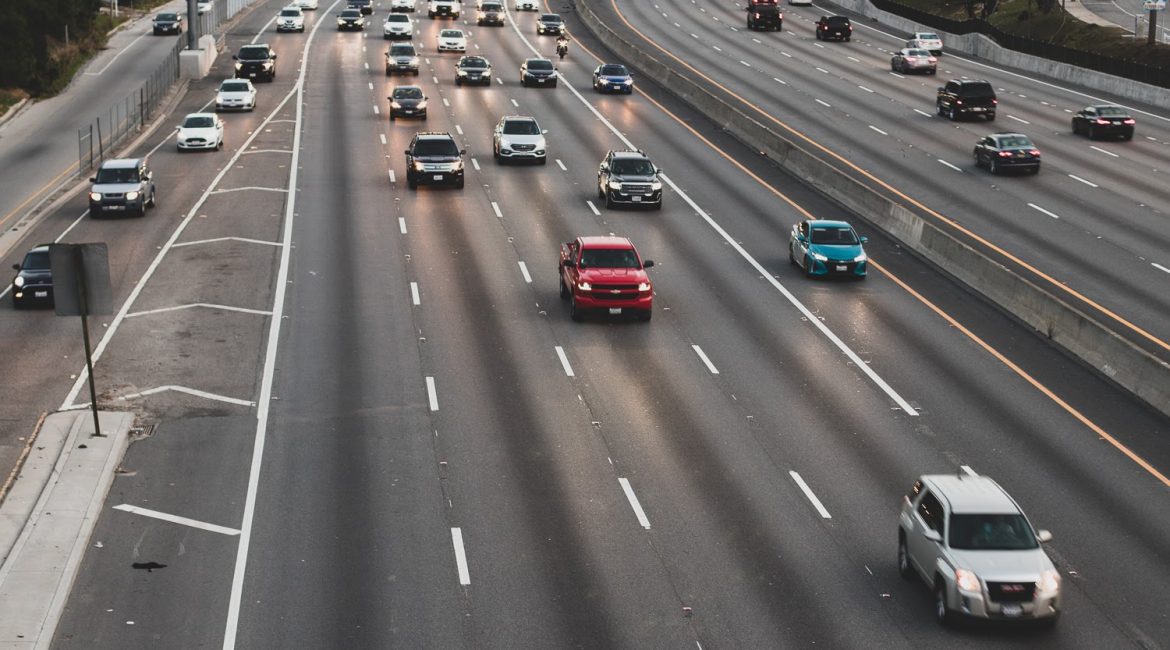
[96,118,104,162]
[1150,9,1158,45]
[75,247,104,438]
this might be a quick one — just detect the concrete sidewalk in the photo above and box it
[0,411,134,650]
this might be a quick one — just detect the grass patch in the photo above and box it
[0,88,28,116]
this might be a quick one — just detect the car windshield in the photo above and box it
[461,57,487,68]
[541,14,562,23]
[413,139,459,156]
[600,65,627,76]
[281,9,300,16]
[907,49,931,57]
[95,167,139,183]
[503,120,539,135]
[156,13,179,21]
[1096,106,1128,117]
[998,136,1034,148]
[527,59,553,71]
[394,87,423,99]
[391,45,415,55]
[183,115,216,128]
[22,251,50,271]
[611,159,654,175]
[918,33,939,40]
[238,47,270,60]
[949,514,1039,550]
[441,30,462,37]
[580,248,639,269]
[482,2,502,9]
[386,14,408,21]
[341,9,360,17]
[810,226,859,245]
[220,81,251,92]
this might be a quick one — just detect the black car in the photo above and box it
[598,150,663,209]
[348,0,373,14]
[747,5,782,31]
[520,57,558,87]
[537,13,564,35]
[234,44,277,82]
[1072,105,1135,140]
[337,8,366,30]
[88,158,156,217]
[152,12,183,35]
[815,15,851,41]
[937,79,997,121]
[388,85,427,119]
[455,55,492,86]
[405,132,466,189]
[973,133,1041,175]
[10,245,53,309]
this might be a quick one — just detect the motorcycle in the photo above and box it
[556,40,568,60]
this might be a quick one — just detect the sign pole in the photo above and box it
[75,247,104,438]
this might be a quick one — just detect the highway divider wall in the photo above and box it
[572,0,1170,419]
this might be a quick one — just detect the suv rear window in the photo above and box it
[827,16,850,25]
[958,82,994,97]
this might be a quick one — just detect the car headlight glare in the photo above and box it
[854,252,867,262]
[955,569,980,593]
[623,79,633,85]
[576,281,591,291]
[811,252,828,262]
[608,181,622,190]
[413,162,425,171]
[650,180,662,191]
[234,62,243,70]
[482,69,491,76]
[14,276,25,288]
[638,282,651,292]
[452,161,464,171]
[89,192,102,201]
[125,191,140,201]
[390,101,401,108]
[457,70,467,76]
[1039,569,1060,593]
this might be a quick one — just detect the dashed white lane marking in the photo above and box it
[960,465,978,476]
[373,105,379,114]
[389,169,396,183]
[713,45,722,51]
[472,158,481,171]
[869,125,888,135]
[692,345,719,374]
[380,133,387,145]
[847,56,860,62]
[938,159,962,172]
[814,43,824,49]
[518,261,532,283]
[1090,145,1120,158]
[368,82,374,90]
[426,376,439,411]
[555,346,575,377]
[364,61,369,70]
[496,77,503,84]
[739,60,751,67]
[1153,263,1170,275]
[773,77,787,85]
[442,97,450,107]
[781,51,792,58]
[618,478,651,530]
[858,85,874,93]
[555,159,567,171]
[690,33,699,38]
[491,201,503,218]
[1068,174,1098,188]
[789,471,832,519]
[814,99,831,107]
[399,217,407,234]
[1006,114,1029,124]
[410,282,420,306]
[455,124,463,135]
[451,528,471,585]
[586,200,600,215]
[1028,203,1061,219]
[751,37,761,44]
[432,75,439,83]
[113,505,241,536]
[889,71,905,79]
[510,98,519,107]
[815,67,828,74]
[914,108,933,117]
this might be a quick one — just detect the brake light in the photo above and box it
[1123,118,1136,124]
[992,99,998,104]
[1095,118,1111,125]
[997,151,1013,157]
[1029,150,1041,156]
[928,57,937,63]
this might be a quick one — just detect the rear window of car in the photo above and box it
[827,16,850,25]
[918,33,940,40]
[907,49,931,57]
[998,136,1034,148]
[441,29,462,37]
[1097,106,1127,116]
[958,82,994,96]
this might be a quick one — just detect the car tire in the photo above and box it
[570,298,584,322]
[804,255,816,278]
[605,192,615,209]
[934,580,953,626]
[1032,164,1040,174]
[1071,120,1080,135]
[148,189,157,208]
[986,113,995,122]
[539,156,547,165]
[521,78,527,87]
[1124,132,1133,141]
[653,199,662,211]
[550,81,558,88]
[936,102,944,116]
[559,277,569,299]
[973,150,982,168]
[989,158,998,175]
[845,36,851,41]
[897,534,913,579]
[948,106,957,121]
[218,139,224,151]
[789,242,797,265]
[456,177,465,189]
[408,175,417,189]
[639,309,652,322]
[891,60,897,72]
[1088,126,1096,140]
[456,78,462,86]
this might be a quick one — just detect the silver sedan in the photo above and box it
[890,48,937,74]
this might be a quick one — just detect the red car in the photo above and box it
[559,236,654,322]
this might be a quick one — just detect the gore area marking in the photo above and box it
[113,504,240,536]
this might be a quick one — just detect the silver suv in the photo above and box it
[898,474,1061,625]
[88,158,156,217]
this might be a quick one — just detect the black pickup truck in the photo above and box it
[747,5,782,31]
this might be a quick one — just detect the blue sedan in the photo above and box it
[789,219,868,279]
[592,63,633,94]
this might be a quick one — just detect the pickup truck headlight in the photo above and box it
[576,281,591,291]
[955,569,980,593]
[638,282,651,292]
[452,160,464,171]
[125,191,140,201]
[608,181,622,190]
[1039,569,1060,594]
[413,162,426,171]
[89,192,102,201]
[14,276,25,288]
[234,62,243,70]
[811,252,828,262]
[650,180,662,191]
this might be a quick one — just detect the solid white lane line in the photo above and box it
[960,465,978,476]
[1028,203,1061,219]
[555,159,567,171]
[869,125,888,135]
[455,124,463,135]
[380,133,387,145]
[451,528,471,585]
[692,345,719,374]
[1152,263,1170,275]
[410,282,420,305]
[914,108,933,117]
[815,99,831,107]
[491,201,503,218]
[388,169,396,183]
[1090,145,1120,158]
[472,158,481,171]
[618,478,651,530]
[1006,114,1029,124]
[937,159,962,172]
[1068,174,1098,188]
[555,346,575,377]
[789,471,831,519]
[518,261,532,283]
[426,376,439,411]
[113,504,240,536]
[399,217,407,234]
[586,200,600,215]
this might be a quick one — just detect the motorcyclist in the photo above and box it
[556,34,569,59]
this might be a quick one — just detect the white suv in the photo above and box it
[898,474,1061,626]
[383,13,413,39]
[428,0,460,18]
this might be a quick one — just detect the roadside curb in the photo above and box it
[0,99,30,128]
[0,410,134,649]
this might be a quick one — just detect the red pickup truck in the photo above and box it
[559,236,654,322]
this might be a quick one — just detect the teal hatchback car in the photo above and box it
[789,219,868,279]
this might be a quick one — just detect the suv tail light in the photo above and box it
[1028,150,1041,157]
[1123,118,1136,124]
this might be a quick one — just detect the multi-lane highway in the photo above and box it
[0,0,1164,647]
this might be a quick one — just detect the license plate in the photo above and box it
[432,174,443,180]
[608,308,622,315]
[1001,604,1023,617]
[108,205,125,210]
[836,265,847,271]
[248,73,257,77]
[403,109,414,113]
[972,107,985,111]
[35,291,48,298]
[632,196,642,202]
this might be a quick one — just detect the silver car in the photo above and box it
[898,474,1061,626]
[890,48,936,74]
[493,115,547,164]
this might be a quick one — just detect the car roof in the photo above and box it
[579,236,635,249]
[415,131,456,140]
[991,132,1029,139]
[609,149,650,160]
[100,158,142,169]
[184,112,218,119]
[810,219,853,229]
[502,115,537,122]
[920,475,1021,514]
[525,57,551,62]
[28,244,51,254]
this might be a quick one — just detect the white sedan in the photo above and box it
[295,0,318,9]
[390,0,416,10]
[215,79,257,112]
[176,113,224,151]
[437,28,467,52]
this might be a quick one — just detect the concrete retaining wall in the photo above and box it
[572,0,1170,418]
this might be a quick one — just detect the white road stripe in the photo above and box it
[789,471,832,519]
[690,33,699,38]
[368,82,374,90]
[1028,203,1061,219]
[431,75,438,83]
[511,98,519,107]
[399,217,407,234]
[815,67,829,73]
[815,99,831,107]
[410,282,420,306]
[491,201,503,218]
[555,346,575,377]
[752,38,762,44]
[380,133,387,145]
[472,158,480,171]
[773,77,787,85]
[692,345,719,374]
[364,61,369,70]
[426,376,439,411]
[960,465,978,476]
[1006,114,1029,124]
[914,108,933,117]
[713,45,722,51]
[937,159,962,172]
[113,505,240,536]
[389,169,396,183]
[889,71,905,79]
[740,60,751,67]
[586,200,600,215]
[618,478,651,529]
[373,105,379,114]
[1067,174,1098,188]
[451,528,471,585]
[455,125,463,135]
[781,51,792,58]
[442,97,450,107]
[555,159,567,171]
[1090,145,1120,158]
[1153,263,1170,275]
[848,56,860,62]
[869,125,888,135]
[858,85,874,93]
[518,261,532,283]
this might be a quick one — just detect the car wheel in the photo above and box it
[218,139,224,150]
[789,241,797,265]
[897,535,913,579]
[804,255,816,278]
[949,106,957,121]
[148,189,157,208]
[1032,164,1040,175]
[521,78,527,87]
[936,102,944,116]
[1088,126,1096,140]
[605,191,615,209]
[570,298,584,322]
[559,277,569,299]
[890,60,897,71]
[989,158,998,175]
[986,113,995,122]
[845,36,851,41]
[934,580,953,626]
[973,150,982,168]
[1124,132,1133,141]
[1071,120,1080,135]
[539,156,547,165]
[456,78,462,86]
[653,199,662,211]
[639,309,652,322]
[455,177,465,189]
[408,175,418,190]
[550,81,557,87]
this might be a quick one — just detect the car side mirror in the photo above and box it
[12,263,20,271]
[271,53,277,59]
[860,236,868,244]
[599,163,608,171]
[923,529,942,543]
[460,149,467,155]
[643,260,654,268]
[542,129,548,134]
[937,86,944,92]
[404,150,411,155]
[89,177,97,182]
[1036,530,1053,543]
[232,55,239,60]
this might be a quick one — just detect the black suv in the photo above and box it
[815,15,851,41]
[234,44,277,82]
[405,132,466,189]
[88,158,156,217]
[937,79,997,121]
[747,5,782,31]
[598,150,663,210]
[348,0,373,14]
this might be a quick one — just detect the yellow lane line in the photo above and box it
[0,160,81,231]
